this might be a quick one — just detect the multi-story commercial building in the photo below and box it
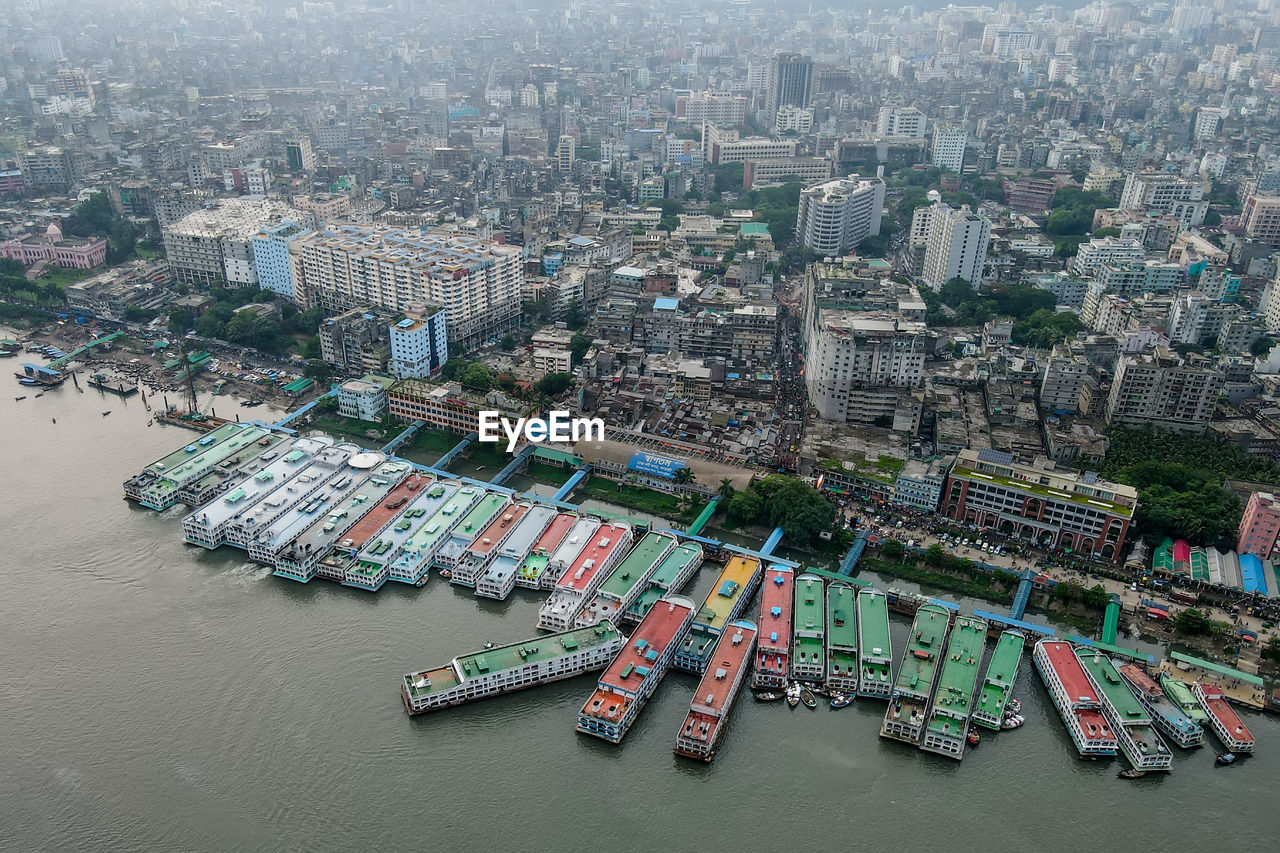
[774,105,814,134]
[1072,237,1144,277]
[742,157,834,190]
[386,379,530,433]
[556,135,575,174]
[1040,349,1090,414]
[876,107,926,138]
[389,307,449,379]
[702,124,798,165]
[1118,172,1209,227]
[1240,193,1280,247]
[318,306,393,376]
[1238,492,1280,559]
[931,125,966,172]
[1105,349,1224,435]
[941,448,1137,560]
[289,225,522,349]
[337,376,391,421]
[250,220,313,300]
[891,457,951,511]
[163,197,308,287]
[1091,209,1182,252]
[17,145,76,189]
[1165,292,1236,347]
[914,203,991,290]
[285,136,315,172]
[795,176,886,255]
[766,53,813,119]
[802,262,928,423]
[675,91,747,126]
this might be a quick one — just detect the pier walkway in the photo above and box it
[686,497,721,535]
[759,526,785,557]
[47,330,125,369]
[433,433,477,469]
[1101,598,1121,645]
[381,420,424,455]
[490,444,536,485]
[551,465,591,501]
[1009,569,1036,620]
[972,610,1055,639]
[837,531,869,576]
[274,387,338,428]
[1068,635,1154,666]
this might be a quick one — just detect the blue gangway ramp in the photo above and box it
[489,443,536,485]
[381,420,423,455]
[274,387,338,427]
[433,432,477,469]
[1009,569,1036,621]
[759,527,785,557]
[551,464,591,501]
[837,531,868,576]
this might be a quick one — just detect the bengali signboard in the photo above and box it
[627,451,686,480]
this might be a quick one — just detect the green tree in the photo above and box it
[300,336,321,360]
[461,363,492,392]
[924,543,945,566]
[500,334,516,351]
[570,332,592,366]
[168,307,196,335]
[717,478,735,501]
[535,372,573,396]
[1083,584,1111,610]
[303,359,331,381]
[672,467,695,485]
[1174,608,1211,635]
[881,539,905,560]
[726,490,763,524]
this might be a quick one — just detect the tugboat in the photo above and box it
[1118,768,1146,779]
[967,727,981,746]
[754,691,783,702]
[1215,752,1237,766]
[830,693,852,709]
[786,682,801,708]
[799,685,818,709]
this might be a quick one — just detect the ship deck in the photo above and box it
[892,604,949,698]
[466,503,530,557]
[857,589,893,690]
[629,543,703,621]
[516,512,578,583]
[1042,640,1099,706]
[677,621,756,758]
[929,616,987,720]
[973,630,1024,724]
[692,555,761,633]
[1077,651,1149,725]
[287,461,409,557]
[448,493,510,549]
[355,482,457,566]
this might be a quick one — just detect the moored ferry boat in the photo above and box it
[1193,682,1254,753]
[1033,639,1117,758]
[752,565,794,690]
[790,573,826,682]
[401,621,624,715]
[674,620,758,763]
[825,583,859,694]
[577,596,697,744]
[881,603,951,744]
[1118,664,1204,748]
[575,531,677,627]
[1077,649,1172,771]
[856,588,893,699]
[513,512,578,590]
[451,503,531,587]
[1160,673,1210,726]
[475,504,559,600]
[627,543,704,626]
[673,555,763,675]
[537,522,634,632]
[921,615,987,759]
[971,629,1025,730]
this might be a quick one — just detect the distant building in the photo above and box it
[163,197,309,286]
[318,306,393,376]
[0,221,106,270]
[774,105,814,134]
[1240,193,1280,247]
[386,379,530,433]
[913,202,991,290]
[1105,349,1224,435]
[931,125,966,172]
[1118,172,1209,227]
[337,376,393,422]
[794,175,886,255]
[250,220,313,300]
[285,136,315,172]
[876,106,927,138]
[767,53,813,119]
[1040,349,1090,415]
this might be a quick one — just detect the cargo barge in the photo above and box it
[921,615,987,759]
[971,629,1025,730]
[881,603,950,744]
[856,588,893,699]
[674,620,757,763]
[402,621,623,715]
[752,565,794,690]
[577,596,697,743]
[1033,639,1117,758]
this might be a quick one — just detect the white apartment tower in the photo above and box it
[877,107,927,138]
[931,125,966,172]
[913,203,991,290]
[795,176,886,255]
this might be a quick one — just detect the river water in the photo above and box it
[2,386,1275,852]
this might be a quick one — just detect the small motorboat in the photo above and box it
[799,686,817,709]
[51,418,56,424]
[967,727,981,746]
[1215,752,1237,766]
[1118,768,1145,779]
[830,693,852,709]
[1006,698,1022,714]
[1001,714,1024,730]
[14,396,26,401]
[101,410,111,417]
[786,682,801,708]
[34,392,43,398]
[439,569,453,580]
[754,691,783,702]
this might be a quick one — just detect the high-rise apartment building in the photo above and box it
[931,125,966,172]
[289,225,522,349]
[1240,193,1280,247]
[285,136,316,172]
[163,198,310,286]
[389,307,449,379]
[675,91,747,126]
[795,176,885,255]
[1118,172,1210,226]
[1238,492,1280,558]
[766,53,813,119]
[1040,349,1090,414]
[1105,349,1224,435]
[913,203,991,290]
[250,220,314,300]
[876,107,927,138]
[556,135,576,174]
